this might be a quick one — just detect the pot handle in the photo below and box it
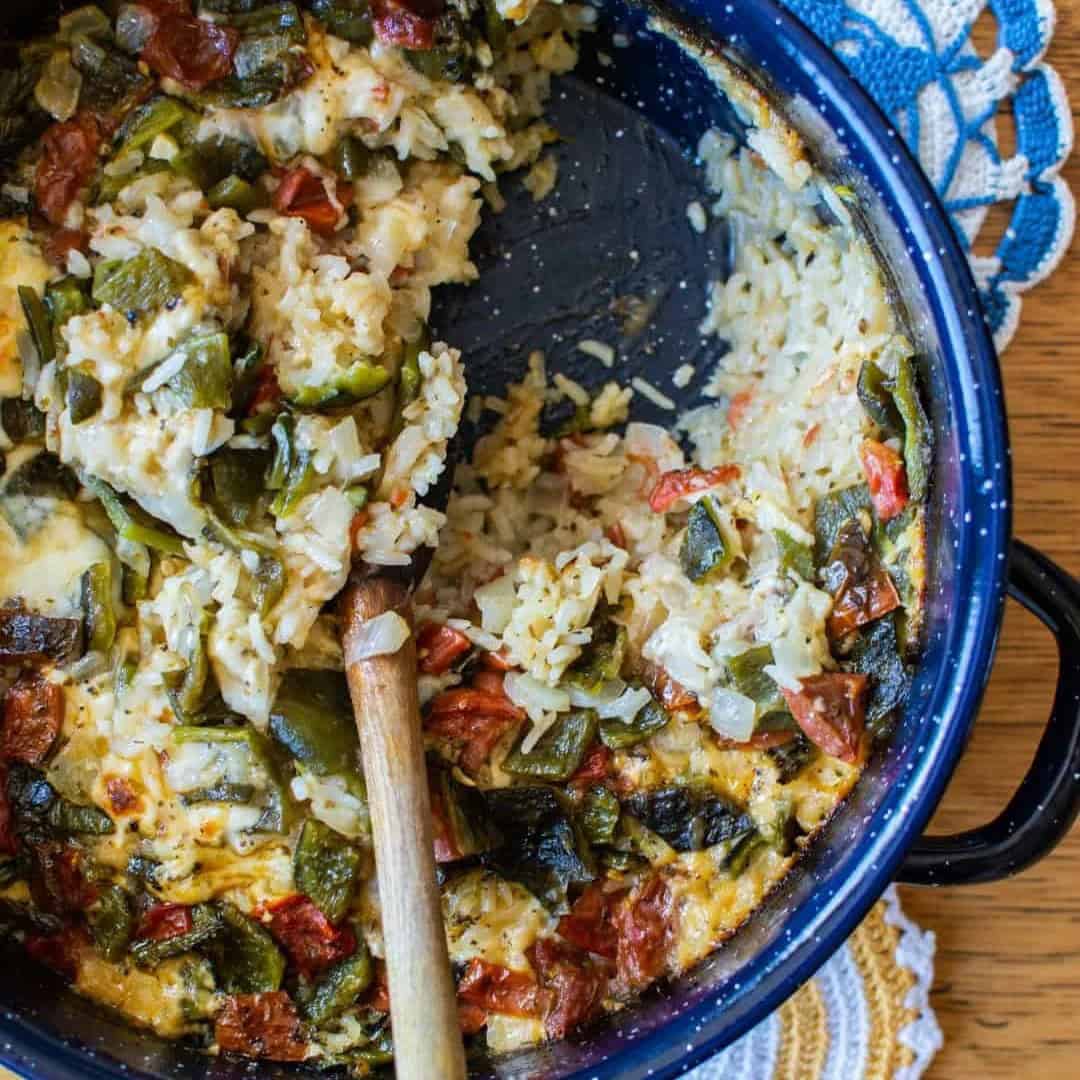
[897,540,1080,886]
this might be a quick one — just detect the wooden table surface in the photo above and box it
[897,7,1080,1076]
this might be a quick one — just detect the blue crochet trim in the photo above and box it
[778,0,1074,348]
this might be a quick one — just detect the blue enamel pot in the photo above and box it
[2,1,1079,1079]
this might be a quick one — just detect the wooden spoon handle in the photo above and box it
[341,577,466,1080]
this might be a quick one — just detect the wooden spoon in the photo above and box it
[341,572,467,1080]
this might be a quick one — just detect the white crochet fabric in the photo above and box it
[689,887,943,1080]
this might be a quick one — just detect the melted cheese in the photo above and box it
[0,221,51,398]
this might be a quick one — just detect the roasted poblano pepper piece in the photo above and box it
[845,613,912,737]
[813,483,872,566]
[346,485,368,509]
[44,277,90,357]
[18,286,53,366]
[0,398,46,442]
[181,782,256,805]
[480,786,595,909]
[92,248,193,315]
[47,796,115,835]
[88,884,135,962]
[270,452,314,518]
[301,940,373,1025]
[623,786,756,854]
[333,135,379,181]
[266,412,315,517]
[564,619,626,693]
[578,784,620,846]
[598,697,669,749]
[725,832,767,876]
[84,475,186,555]
[70,33,148,113]
[66,369,103,424]
[81,561,116,654]
[727,646,786,718]
[166,627,212,723]
[680,497,732,582]
[893,355,932,502]
[207,174,265,215]
[190,133,269,188]
[397,333,424,407]
[310,0,374,44]
[0,609,82,664]
[268,669,360,778]
[229,340,265,415]
[294,818,362,923]
[1,452,80,539]
[161,333,233,410]
[114,96,196,158]
[0,856,27,889]
[131,903,223,968]
[767,733,815,783]
[404,10,471,82]
[289,360,391,408]
[503,709,597,782]
[432,762,498,859]
[775,530,814,580]
[205,901,285,994]
[856,359,903,438]
[206,447,270,527]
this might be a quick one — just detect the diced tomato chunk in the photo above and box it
[28,840,98,915]
[371,0,439,48]
[859,439,909,521]
[557,882,622,960]
[481,649,513,672]
[613,876,673,991]
[640,661,699,713]
[456,958,551,1019]
[827,565,901,639]
[43,228,87,267]
[24,926,84,982]
[264,894,356,978]
[781,673,868,764]
[1,672,63,766]
[648,464,740,513]
[135,903,192,942]
[364,961,390,1013]
[215,991,308,1062]
[416,623,472,676]
[457,1001,488,1034]
[35,114,102,226]
[425,687,524,773]
[248,364,281,415]
[429,779,460,863]
[272,167,350,237]
[142,11,239,90]
[529,937,609,1039]
[568,744,611,788]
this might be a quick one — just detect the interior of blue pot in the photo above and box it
[0,2,1010,1079]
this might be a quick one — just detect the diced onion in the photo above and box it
[708,687,756,741]
[504,671,570,718]
[596,684,653,721]
[566,677,626,709]
[474,573,516,635]
[34,50,82,122]
[348,611,411,662]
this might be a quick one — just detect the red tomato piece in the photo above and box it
[456,958,551,1019]
[417,623,472,675]
[557,883,622,960]
[859,439,909,522]
[264,894,356,978]
[248,364,281,415]
[1,672,62,767]
[781,673,868,764]
[43,228,87,267]
[529,937,609,1040]
[481,649,513,672]
[365,961,391,1012]
[0,764,15,856]
[371,0,438,49]
[429,779,460,863]
[215,992,308,1062]
[135,903,193,942]
[24,926,84,982]
[142,12,239,91]
[613,876,673,991]
[35,114,102,226]
[568,744,611,788]
[827,565,901,639]
[640,661,699,714]
[28,841,98,915]
[271,167,350,237]
[425,687,525,773]
[457,1001,488,1035]
[605,522,628,549]
[648,464,740,513]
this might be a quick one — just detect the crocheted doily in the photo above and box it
[781,0,1075,349]
[689,887,943,1080]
